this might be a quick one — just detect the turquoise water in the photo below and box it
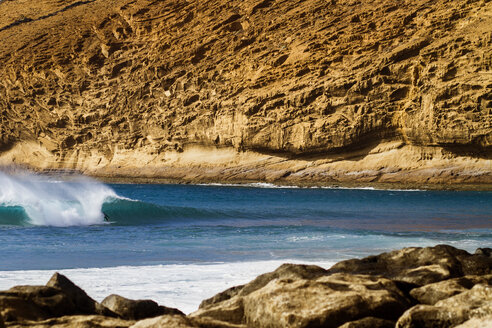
[0,172,491,271]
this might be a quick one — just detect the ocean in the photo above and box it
[0,171,491,313]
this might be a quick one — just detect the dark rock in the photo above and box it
[339,317,395,328]
[475,248,492,257]
[0,286,75,322]
[6,315,133,328]
[46,273,116,317]
[101,294,183,320]
[130,314,197,328]
[190,316,247,328]
[0,274,117,323]
[460,249,492,276]
[410,275,492,305]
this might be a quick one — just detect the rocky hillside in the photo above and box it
[1,245,492,327]
[0,0,491,185]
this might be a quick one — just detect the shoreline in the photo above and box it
[0,259,339,314]
[95,175,492,191]
[1,245,491,327]
[34,169,492,191]
[2,141,491,191]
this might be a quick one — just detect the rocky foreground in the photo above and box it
[1,245,492,327]
[0,0,491,186]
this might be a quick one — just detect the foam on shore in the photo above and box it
[0,260,336,314]
[197,182,424,191]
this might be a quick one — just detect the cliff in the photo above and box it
[0,0,491,185]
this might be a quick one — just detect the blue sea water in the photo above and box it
[0,171,491,312]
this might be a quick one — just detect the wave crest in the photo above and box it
[0,171,118,227]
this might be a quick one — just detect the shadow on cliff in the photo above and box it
[441,144,492,160]
[248,138,492,163]
[0,0,95,33]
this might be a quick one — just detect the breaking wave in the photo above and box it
[0,171,118,227]
[0,171,226,227]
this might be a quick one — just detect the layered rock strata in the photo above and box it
[1,245,492,327]
[0,0,491,185]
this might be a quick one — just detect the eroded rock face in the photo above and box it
[397,284,492,328]
[192,265,412,328]
[46,273,115,317]
[410,275,492,305]
[0,286,72,322]
[101,294,183,320]
[129,315,197,328]
[242,273,410,328]
[197,263,328,318]
[338,317,395,328]
[0,273,116,324]
[5,315,133,328]
[0,0,490,184]
[192,246,492,327]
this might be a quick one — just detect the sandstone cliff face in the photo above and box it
[0,0,491,184]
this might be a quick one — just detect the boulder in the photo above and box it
[0,273,116,323]
[194,296,244,325]
[328,245,492,286]
[130,315,197,328]
[241,273,410,328]
[101,294,183,320]
[199,285,244,310]
[5,315,133,328]
[396,284,492,328]
[192,264,411,328]
[455,315,492,328]
[190,316,248,328]
[46,273,115,317]
[338,317,395,328]
[475,248,492,257]
[0,286,76,322]
[199,263,327,309]
[410,275,492,305]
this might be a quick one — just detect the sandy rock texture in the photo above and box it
[101,294,183,320]
[1,246,492,327]
[327,244,492,285]
[0,0,491,185]
[6,315,133,328]
[397,284,492,328]
[191,245,492,328]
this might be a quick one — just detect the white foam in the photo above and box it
[198,182,299,189]
[0,171,118,226]
[0,260,336,314]
[197,182,423,191]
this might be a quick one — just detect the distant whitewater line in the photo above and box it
[198,182,423,191]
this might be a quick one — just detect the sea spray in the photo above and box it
[0,171,118,226]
